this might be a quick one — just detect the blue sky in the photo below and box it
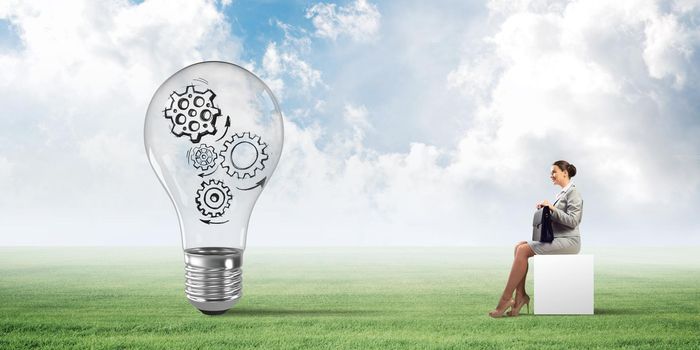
[0,0,699,246]
[228,0,310,60]
[225,0,492,152]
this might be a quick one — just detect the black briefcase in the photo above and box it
[532,207,554,243]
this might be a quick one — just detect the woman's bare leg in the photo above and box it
[516,261,529,297]
[501,244,535,301]
[491,243,536,316]
[514,242,529,299]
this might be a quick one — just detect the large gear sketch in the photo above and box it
[189,144,218,171]
[219,132,269,179]
[195,179,232,218]
[164,85,221,142]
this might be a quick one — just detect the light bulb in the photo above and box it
[144,61,283,315]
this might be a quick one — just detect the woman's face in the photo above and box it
[550,165,568,186]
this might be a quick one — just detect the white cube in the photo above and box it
[533,255,594,315]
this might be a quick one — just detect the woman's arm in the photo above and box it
[550,190,583,229]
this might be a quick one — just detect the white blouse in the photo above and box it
[555,181,574,203]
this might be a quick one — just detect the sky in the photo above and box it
[0,0,699,246]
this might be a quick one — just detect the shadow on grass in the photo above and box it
[594,308,644,315]
[490,308,642,316]
[225,308,379,317]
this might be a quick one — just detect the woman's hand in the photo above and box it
[536,200,554,211]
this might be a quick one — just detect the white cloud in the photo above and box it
[643,12,697,88]
[254,120,477,246]
[306,0,380,42]
[0,0,241,244]
[320,104,373,156]
[343,104,372,135]
[272,19,313,53]
[261,42,285,96]
[78,132,142,174]
[446,1,700,207]
[251,0,700,246]
[447,55,503,102]
[256,21,324,102]
[2,0,700,247]
[259,41,323,100]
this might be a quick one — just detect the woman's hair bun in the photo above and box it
[553,160,577,178]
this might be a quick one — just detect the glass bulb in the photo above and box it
[144,61,283,315]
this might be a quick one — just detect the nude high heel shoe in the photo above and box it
[489,299,515,318]
[508,295,530,316]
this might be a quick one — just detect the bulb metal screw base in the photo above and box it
[184,247,243,315]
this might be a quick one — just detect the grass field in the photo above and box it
[1,246,699,349]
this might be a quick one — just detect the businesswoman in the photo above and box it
[489,160,583,318]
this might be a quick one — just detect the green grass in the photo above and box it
[1,247,699,349]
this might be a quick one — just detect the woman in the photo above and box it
[489,160,583,318]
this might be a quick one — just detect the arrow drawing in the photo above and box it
[198,166,217,178]
[215,115,231,142]
[237,177,267,191]
[200,219,229,225]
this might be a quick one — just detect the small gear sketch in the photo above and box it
[195,179,232,218]
[219,132,269,179]
[189,144,218,171]
[164,85,221,142]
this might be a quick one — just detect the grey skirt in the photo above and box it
[527,236,580,255]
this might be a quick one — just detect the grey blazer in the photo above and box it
[551,184,583,238]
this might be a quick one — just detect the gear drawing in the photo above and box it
[189,144,218,171]
[164,85,221,142]
[219,132,269,179]
[195,180,232,218]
